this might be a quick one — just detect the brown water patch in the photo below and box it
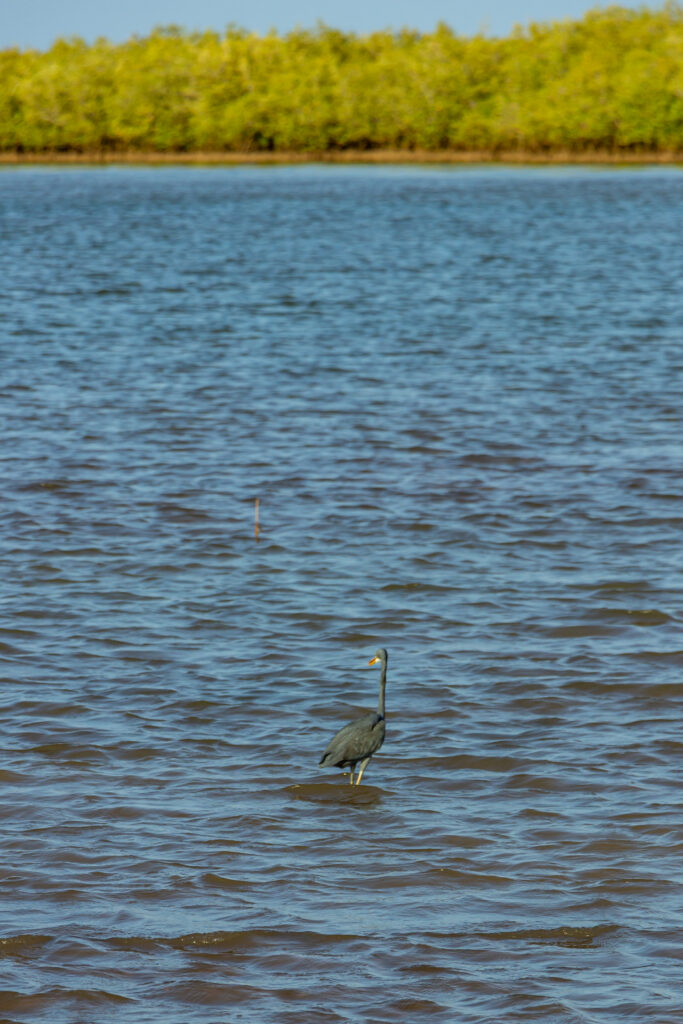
[286,783,385,806]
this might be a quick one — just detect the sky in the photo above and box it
[1,0,650,50]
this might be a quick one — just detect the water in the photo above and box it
[1,164,682,1023]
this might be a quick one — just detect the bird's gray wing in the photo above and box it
[319,712,384,765]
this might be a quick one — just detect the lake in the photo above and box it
[1,163,682,1023]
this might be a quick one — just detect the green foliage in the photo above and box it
[1,5,682,153]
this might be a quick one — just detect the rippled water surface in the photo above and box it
[1,164,683,1023]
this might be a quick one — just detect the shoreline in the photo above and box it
[1,149,682,166]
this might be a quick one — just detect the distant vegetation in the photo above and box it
[1,4,682,156]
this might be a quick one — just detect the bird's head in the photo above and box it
[368,648,388,667]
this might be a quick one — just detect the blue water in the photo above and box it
[1,164,682,1023]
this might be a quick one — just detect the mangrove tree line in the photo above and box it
[1,4,682,154]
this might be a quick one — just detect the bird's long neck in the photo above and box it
[377,661,387,717]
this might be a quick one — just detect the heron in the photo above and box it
[318,648,388,785]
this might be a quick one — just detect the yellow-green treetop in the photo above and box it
[1,5,682,154]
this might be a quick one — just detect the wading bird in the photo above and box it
[319,648,388,785]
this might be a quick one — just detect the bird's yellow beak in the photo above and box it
[368,656,379,665]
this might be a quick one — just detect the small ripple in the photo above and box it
[480,923,618,948]
[0,987,134,1011]
[545,623,620,638]
[160,979,259,1005]
[592,607,674,626]
[0,933,53,957]
[201,873,252,891]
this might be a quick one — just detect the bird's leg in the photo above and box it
[355,757,371,785]
[348,766,355,785]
